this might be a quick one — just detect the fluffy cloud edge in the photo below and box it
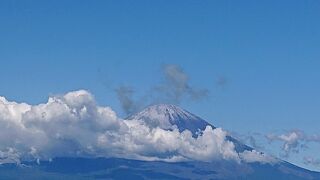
[0,90,275,165]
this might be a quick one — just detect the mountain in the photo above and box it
[128,104,252,152]
[1,157,319,180]
[0,104,319,180]
[127,104,211,134]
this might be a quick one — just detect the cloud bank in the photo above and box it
[0,90,272,165]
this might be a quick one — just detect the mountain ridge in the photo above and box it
[127,104,213,134]
[128,104,253,152]
[0,103,319,179]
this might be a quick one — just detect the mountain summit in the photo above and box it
[127,104,212,134]
[128,104,252,152]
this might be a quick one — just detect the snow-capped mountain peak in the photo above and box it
[128,104,252,152]
[127,104,213,133]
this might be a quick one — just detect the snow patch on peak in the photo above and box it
[128,104,253,152]
[135,104,197,118]
[127,104,213,133]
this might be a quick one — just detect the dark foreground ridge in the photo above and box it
[1,157,319,180]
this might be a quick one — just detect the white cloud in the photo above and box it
[0,90,273,165]
[0,148,21,165]
[239,150,277,164]
[266,131,307,158]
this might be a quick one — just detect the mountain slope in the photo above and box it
[1,157,320,180]
[0,104,319,180]
[128,104,252,152]
[127,104,212,134]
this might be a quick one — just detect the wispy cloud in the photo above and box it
[115,64,209,116]
[266,131,304,158]
[304,157,320,167]
[240,150,277,164]
[115,86,139,116]
[231,132,265,151]
[266,130,320,158]
[157,64,209,103]
[216,76,228,89]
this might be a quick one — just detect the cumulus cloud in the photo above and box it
[97,125,240,162]
[0,90,272,165]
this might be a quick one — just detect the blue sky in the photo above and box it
[1,0,320,171]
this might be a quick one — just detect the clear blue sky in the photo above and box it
[1,0,320,171]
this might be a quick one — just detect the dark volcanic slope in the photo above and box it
[1,157,319,180]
